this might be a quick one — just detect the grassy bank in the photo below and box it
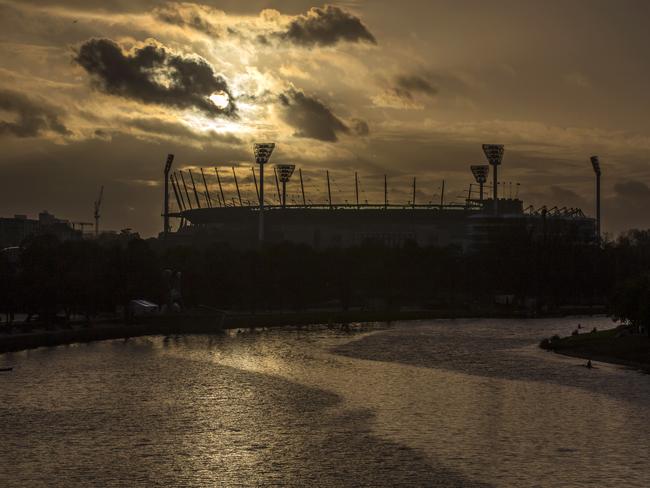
[540,326,650,369]
[0,309,460,354]
[1,306,605,355]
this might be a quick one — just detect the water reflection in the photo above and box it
[1,317,649,487]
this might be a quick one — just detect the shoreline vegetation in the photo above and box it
[1,307,604,355]
[4,229,650,359]
[540,326,650,370]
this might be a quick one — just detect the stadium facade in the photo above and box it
[167,199,596,249]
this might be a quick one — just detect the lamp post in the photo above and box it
[275,164,296,208]
[163,154,174,238]
[482,144,504,215]
[470,164,489,203]
[253,143,275,244]
[590,155,602,242]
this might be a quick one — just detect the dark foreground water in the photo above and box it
[1,317,649,487]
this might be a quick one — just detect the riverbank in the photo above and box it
[540,326,650,370]
[1,306,605,355]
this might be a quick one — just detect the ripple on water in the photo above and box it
[0,335,488,487]
[1,318,649,488]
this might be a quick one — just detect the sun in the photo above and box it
[208,91,231,109]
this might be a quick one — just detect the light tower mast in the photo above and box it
[482,144,505,215]
[276,164,296,208]
[470,164,490,203]
[253,143,275,244]
[94,185,104,238]
[163,154,174,238]
[590,155,602,242]
[299,168,306,206]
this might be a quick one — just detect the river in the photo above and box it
[1,316,649,487]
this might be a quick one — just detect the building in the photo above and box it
[0,215,38,248]
[0,211,82,248]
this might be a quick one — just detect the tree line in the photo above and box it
[2,229,650,325]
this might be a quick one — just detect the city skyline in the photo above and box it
[2,0,650,236]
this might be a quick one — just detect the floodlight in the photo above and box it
[253,142,276,243]
[470,164,489,184]
[590,155,601,175]
[470,164,489,202]
[482,144,504,166]
[276,164,296,183]
[275,164,295,207]
[482,144,504,213]
[254,143,275,165]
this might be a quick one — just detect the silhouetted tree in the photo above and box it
[0,252,18,324]
[7,226,650,323]
[611,275,650,335]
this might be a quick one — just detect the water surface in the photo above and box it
[1,317,648,487]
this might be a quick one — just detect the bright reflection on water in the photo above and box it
[1,317,649,487]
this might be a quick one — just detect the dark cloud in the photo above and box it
[281,5,376,47]
[91,117,243,146]
[613,180,650,199]
[256,34,270,45]
[547,185,588,208]
[127,117,242,144]
[75,38,236,117]
[129,117,207,138]
[393,75,438,100]
[352,118,370,136]
[278,89,349,142]
[0,89,70,138]
[154,4,220,37]
[603,180,650,235]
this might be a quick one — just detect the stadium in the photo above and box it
[162,145,599,249]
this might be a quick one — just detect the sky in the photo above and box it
[1,0,650,237]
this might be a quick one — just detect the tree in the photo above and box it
[611,274,650,336]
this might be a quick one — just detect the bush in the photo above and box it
[540,335,561,350]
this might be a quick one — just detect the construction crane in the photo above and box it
[94,185,104,238]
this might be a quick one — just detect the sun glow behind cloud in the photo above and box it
[208,91,230,110]
[182,112,248,136]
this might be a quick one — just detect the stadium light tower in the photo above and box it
[590,155,602,242]
[163,154,174,239]
[254,143,275,243]
[470,164,490,202]
[482,144,504,215]
[276,164,295,208]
